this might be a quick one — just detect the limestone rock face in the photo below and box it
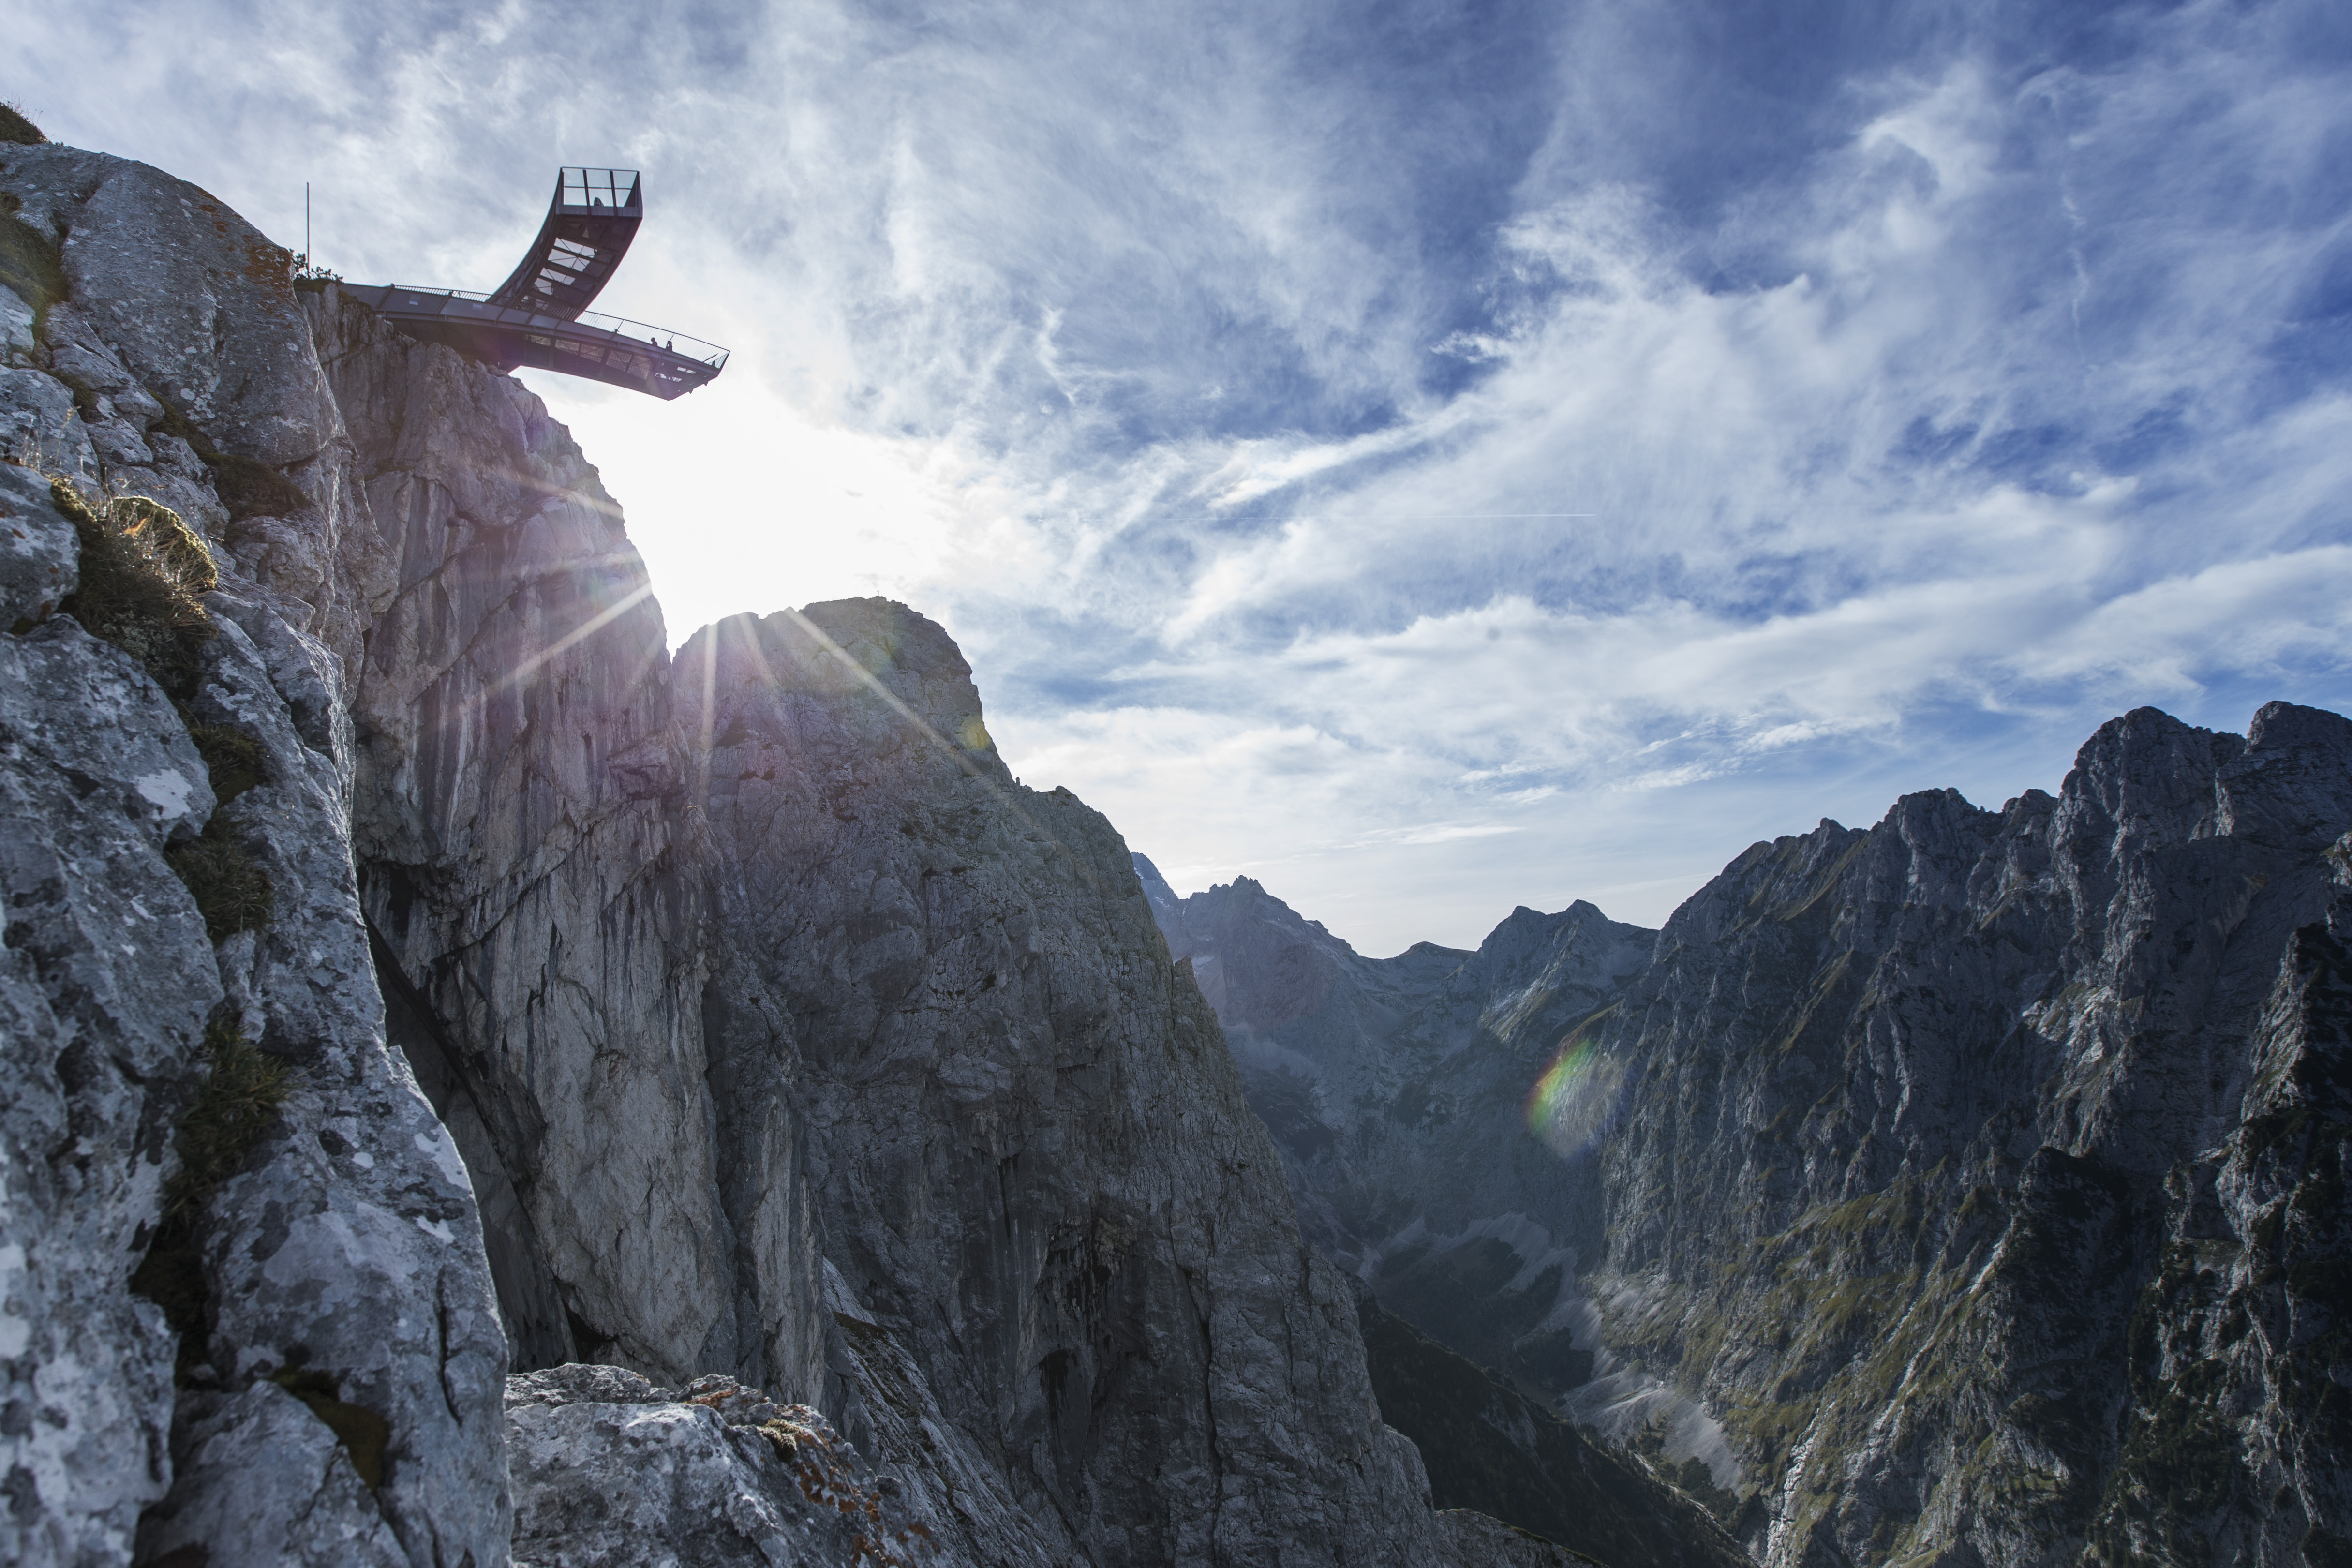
[1561,705,2352,1566]
[136,1382,410,1568]
[1171,704,2352,1567]
[0,356,99,481]
[2095,882,2352,1564]
[0,463,78,621]
[0,619,218,1568]
[683,602,1461,1566]
[1,143,392,668]
[1152,706,2352,1567]
[176,588,512,1568]
[504,1363,937,1568]
[318,278,823,1395]
[0,145,509,1567]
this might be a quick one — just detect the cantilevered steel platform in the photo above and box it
[342,285,728,399]
[349,166,728,400]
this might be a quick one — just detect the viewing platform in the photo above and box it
[349,166,728,400]
[342,284,729,400]
[487,166,644,319]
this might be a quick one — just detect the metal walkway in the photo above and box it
[349,167,728,399]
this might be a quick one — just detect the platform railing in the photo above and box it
[557,167,642,212]
[380,285,729,369]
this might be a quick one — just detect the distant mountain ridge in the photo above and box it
[1138,701,2352,1568]
[1134,855,1647,1404]
[1133,857,1736,1562]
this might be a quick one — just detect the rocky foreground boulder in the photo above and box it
[0,136,1587,1565]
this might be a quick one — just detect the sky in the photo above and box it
[10,0,2352,955]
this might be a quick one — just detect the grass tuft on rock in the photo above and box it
[112,494,218,591]
[185,722,268,805]
[49,484,278,938]
[0,103,43,145]
[167,1016,294,1212]
[167,818,274,940]
[52,480,217,697]
[130,1011,295,1370]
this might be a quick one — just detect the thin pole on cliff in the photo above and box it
[304,182,311,269]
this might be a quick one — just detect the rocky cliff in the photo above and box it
[0,134,1583,1567]
[1578,706,2352,1568]
[3,141,507,1568]
[1145,708,2352,1568]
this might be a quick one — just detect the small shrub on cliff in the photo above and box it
[52,479,217,696]
[130,1011,294,1368]
[48,485,278,935]
[0,102,43,145]
[165,1016,294,1214]
[113,493,219,590]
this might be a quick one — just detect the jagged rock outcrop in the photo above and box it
[2088,895,2352,1563]
[503,1362,936,1567]
[2,135,1563,1568]
[319,274,827,1394]
[683,601,1470,1565]
[1,547,218,1567]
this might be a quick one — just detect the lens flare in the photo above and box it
[1525,1036,1624,1158]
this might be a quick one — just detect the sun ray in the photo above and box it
[495,580,656,694]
